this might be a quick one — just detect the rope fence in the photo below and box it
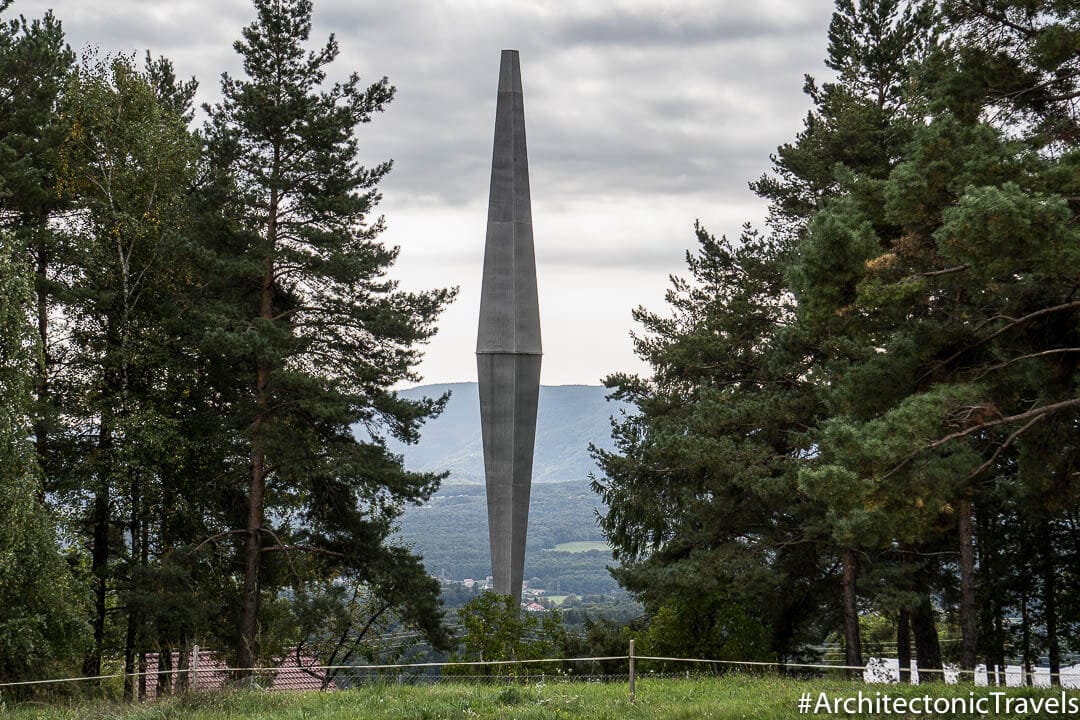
[3,645,1078,694]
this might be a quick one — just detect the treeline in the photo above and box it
[0,0,455,698]
[594,0,1080,683]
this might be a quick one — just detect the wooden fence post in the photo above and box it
[629,638,636,702]
[190,644,199,692]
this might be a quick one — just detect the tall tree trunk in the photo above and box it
[976,506,997,685]
[83,477,110,678]
[1039,521,1061,686]
[958,496,978,675]
[175,640,189,693]
[841,548,862,676]
[897,608,912,684]
[84,322,122,678]
[992,599,1005,686]
[138,651,146,701]
[157,643,173,697]
[123,610,137,702]
[123,478,142,702]
[139,519,149,700]
[912,595,943,683]
[239,438,266,673]
[1020,590,1033,687]
[238,182,279,673]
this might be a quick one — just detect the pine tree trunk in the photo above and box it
[897,608,912,684]
[958,496,978,675]
[1020,591,1033,687]
[238,183,279,673]
[157,643,173,697]
[123,476,142,702]
[123,612,137,702]
[239,440,266,673]
[912,595,943,682]
[993,600,1006,686]
[138,651,146,701]
[83,478,110,678]
[85,324,121,679]
[175,641,189,693]
[139,520,148,700]
[841,548,862,676]
[976,506,996,684]
[1039,521,1061,686]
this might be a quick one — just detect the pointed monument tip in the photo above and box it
[498,50,522,94]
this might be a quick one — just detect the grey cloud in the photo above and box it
[21,0,836,210]
[548,3,829,48]
[13,0,841,382]
[18,0,837,207]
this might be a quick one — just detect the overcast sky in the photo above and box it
[16,0,838,387]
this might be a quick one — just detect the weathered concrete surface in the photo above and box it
[477,49,541,602]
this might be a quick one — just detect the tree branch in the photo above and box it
[920,264,970,277]
[929,398,1080,449]
[258,526,301,580]
[191,529,248,552]
[965,413,1047,481]
[974,347,1080,378]
[881,397,1080,481]
[920,300,1080,383]
[261,543,347,559]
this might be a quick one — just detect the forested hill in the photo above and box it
[389,383,631,484]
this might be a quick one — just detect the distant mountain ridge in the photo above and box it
[389,382,630,484]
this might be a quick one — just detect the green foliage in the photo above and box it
[801,384,985,542]
[936,183,1077,279]
[942,0,1080,143]
[789,201,881,323]
[642,595,772,665]
[288,547,452,680]
[0,6,73,222]
[1,0,457,688]
[0,233,88,686]
[597,0,1080,675]
[199,0,457,667]
[594,224,836,658]
[825,0,938,110]
[448,592,568,675]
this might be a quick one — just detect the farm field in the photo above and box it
[548,541,610,553]
[6,675,1076,720]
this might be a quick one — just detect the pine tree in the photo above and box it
[786,0,1080,678]
[203,0,455,671]
[593,225,833,659]
[595,0,944,666]
[0,1,74,501]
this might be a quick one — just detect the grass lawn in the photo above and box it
[4,675,1077,719]
[547,540,610,553]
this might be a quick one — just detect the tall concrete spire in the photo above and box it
[477,49,541,603]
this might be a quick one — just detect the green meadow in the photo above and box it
[5,675,1075,720]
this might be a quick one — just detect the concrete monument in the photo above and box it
[477,50,541,603]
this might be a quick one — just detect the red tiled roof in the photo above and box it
[142,649,335,698]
